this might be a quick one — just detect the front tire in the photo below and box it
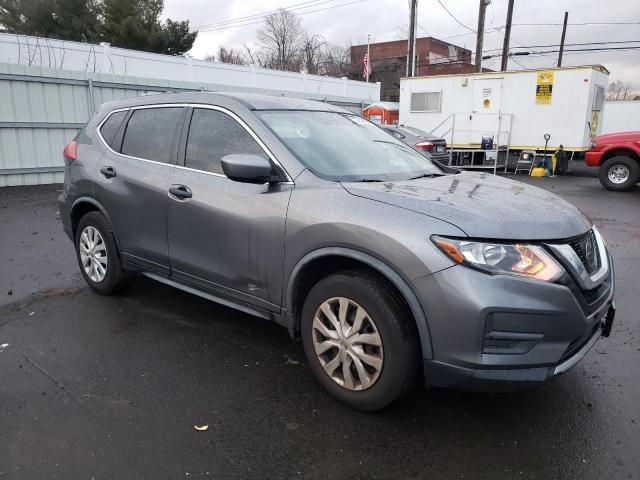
[75,211,136,294]
[599,156,639,191]
[300,271,419,411]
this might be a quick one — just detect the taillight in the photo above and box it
[415,141,434,150]
[63,140,77,161]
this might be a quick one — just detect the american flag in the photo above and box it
[363,53,372,79]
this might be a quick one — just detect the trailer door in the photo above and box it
[470,78,503,146]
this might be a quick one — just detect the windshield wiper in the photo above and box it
[407,173,445,180]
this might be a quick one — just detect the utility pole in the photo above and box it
[500,0,514,71]
[475,0,489,73]
[557,11,568,67]
[407,0,417,77]
[366,34,371,82]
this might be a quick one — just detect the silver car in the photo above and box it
[58,93,615,411]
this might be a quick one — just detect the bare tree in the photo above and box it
[205,47,246,65]
[606,80,640,101]
[257,9,303,71]
[320,43,352,77]
[300,34,326,74]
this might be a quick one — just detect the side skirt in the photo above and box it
[142,272,274,321]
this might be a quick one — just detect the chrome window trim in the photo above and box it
[96,103,294,183]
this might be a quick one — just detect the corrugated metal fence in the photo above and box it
[0,63,367,187]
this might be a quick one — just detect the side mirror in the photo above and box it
[221,154,272,184]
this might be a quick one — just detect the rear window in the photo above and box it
[121,107,183,163]
[99,111,127,149]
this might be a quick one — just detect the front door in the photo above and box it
[167,107,292,310]
[94,106,186,274]
[471,78,503,146]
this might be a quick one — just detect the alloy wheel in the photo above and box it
[311,297,384,391]
[79,225,108,283]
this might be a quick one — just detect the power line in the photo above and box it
[435,0,476,33]
[512,21,640,26]
[483,39,640,53]
[197,0,342,28]
[482,45,640,60]
[197,0,367,32]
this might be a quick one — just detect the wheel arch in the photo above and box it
[70,197,123,256]
[600,147,640,166]
[284,247,433,360]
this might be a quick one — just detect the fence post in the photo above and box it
[87,78,95,113]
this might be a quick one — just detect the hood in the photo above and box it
[342,172,591,240]
[594,131,640,143]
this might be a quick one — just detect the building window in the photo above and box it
[410,91,441,112]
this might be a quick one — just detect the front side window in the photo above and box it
[185,108,267,175]
[121,107,183,163]
[258,111,443,182]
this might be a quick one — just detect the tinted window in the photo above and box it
[100,111,127,149]
[185,109,267,175]
[121,107,183,163]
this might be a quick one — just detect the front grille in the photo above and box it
[569,230,601,275]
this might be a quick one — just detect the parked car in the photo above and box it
[59,93,615,411]
[585,131,640,191]
[380,124,449,163]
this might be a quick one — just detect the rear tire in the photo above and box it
[300,270,419,411]
[599,156,639,191]
[75,211,136,295]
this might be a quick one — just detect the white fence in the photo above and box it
[0,33,379,104]
[0,62,377,187]
[0,34,380,187]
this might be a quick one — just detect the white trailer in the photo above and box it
[399,65,609,154]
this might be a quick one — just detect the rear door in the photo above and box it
[166,106,292,310]
[94,105,186,274]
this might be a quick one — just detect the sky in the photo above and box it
[162,0,640,88]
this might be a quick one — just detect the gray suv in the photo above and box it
[59,93,615,411]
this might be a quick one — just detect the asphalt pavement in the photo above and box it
[0,174,638,479]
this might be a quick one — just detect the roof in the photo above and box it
[363,101,400,111]
[401,64,610,81]
[99,92,351,113]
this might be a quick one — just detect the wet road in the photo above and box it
[1,176,639,479]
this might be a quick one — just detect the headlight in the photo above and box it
[432,236,564,282]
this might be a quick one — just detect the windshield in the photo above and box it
[258,111,444,182]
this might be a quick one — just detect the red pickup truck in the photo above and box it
[585,131,640,191]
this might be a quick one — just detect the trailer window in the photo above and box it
[410,92,441,113]
[592,86,605,111]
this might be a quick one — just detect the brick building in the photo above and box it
[351,37,480,101]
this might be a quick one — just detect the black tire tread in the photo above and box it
[300,269,420,411]
[599,155,640,191]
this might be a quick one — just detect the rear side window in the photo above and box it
[185,108,267,175]
[99,111,127,149]
[121,107,183,163]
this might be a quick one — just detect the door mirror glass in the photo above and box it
[221,154,272,184]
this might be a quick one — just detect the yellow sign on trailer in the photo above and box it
[535,71,554,105]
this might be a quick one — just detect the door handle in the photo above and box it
[168,184,192,201]
[100,166,117,178]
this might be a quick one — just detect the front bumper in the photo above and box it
[584,150,603,167]
[414,252,615,392]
